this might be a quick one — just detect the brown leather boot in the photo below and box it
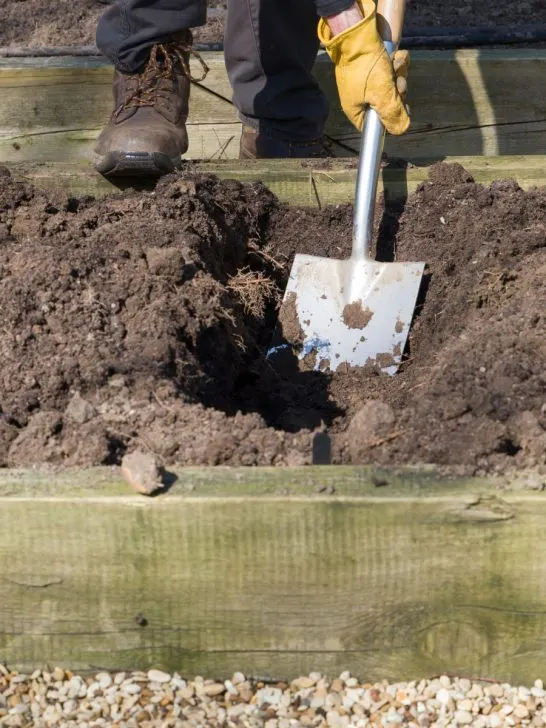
[239,125,331,159]
[94,32,206,177]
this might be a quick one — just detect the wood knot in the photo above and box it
[452,494,515,523]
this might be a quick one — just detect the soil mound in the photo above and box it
[2,0,545,48]
[0,163,544,474]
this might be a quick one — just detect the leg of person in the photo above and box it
[94,0,207,177]
[225,0,330,158]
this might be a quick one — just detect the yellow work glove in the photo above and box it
[318,0,410,135]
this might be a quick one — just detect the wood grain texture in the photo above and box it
[6,156,546,206]
[1,50,545,162]
[1,466,546,682]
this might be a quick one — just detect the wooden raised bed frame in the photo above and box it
[1,466,546,684]
[1,48,546,684]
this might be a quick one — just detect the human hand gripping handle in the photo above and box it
[318,0,410,135]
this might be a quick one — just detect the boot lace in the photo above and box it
[116,40,209,116]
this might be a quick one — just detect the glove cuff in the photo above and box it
[318,0,383,65]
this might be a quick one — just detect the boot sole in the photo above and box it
[94,151,181,178]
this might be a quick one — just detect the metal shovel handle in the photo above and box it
[352,0,407,261]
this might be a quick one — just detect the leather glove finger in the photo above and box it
[393,50,409,101]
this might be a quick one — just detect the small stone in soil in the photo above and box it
[120,450,164,495]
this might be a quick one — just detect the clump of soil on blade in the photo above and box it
[0,162,545,475]
[342,301,374,329]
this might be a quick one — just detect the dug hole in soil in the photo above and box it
[0,162,545,475]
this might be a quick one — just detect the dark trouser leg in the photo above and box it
[96,0,206,73]
[224,0,329,142]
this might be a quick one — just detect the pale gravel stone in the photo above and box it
[147,669,171,684]
[171,677,187,690]
[291,676,315,690]
[9,676,28,685]
[97,673,113,689]
[489,684,505,698]
[310,693,326,709]
[385,708,404,723]
[52,668,65,682]
[469,683,485,699]
[202,682,225,697]
[458,698,474,711]
[62,698,77,714]
[121,683,141,695]
[224,679,238,696]
[515,703,530,718]
[256,687,283,706]
[454,709,473,724]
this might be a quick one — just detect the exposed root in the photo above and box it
[227,267,281,318]
[248,240,287,272]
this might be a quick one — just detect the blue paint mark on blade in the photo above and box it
[266,343,291,359]
[300,338,332,371]
[266,338,332,370]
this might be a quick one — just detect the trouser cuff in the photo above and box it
[237,112,326,143]
[96,0,206,73]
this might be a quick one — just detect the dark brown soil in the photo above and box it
[1,161,545,474]
[2,0,545,48]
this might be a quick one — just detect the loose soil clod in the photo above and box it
[0,162,545,474]
[120,449,164,495]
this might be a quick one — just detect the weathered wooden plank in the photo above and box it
[0,124,243,164]
[1,50,545,162]
[6,156,546,206]
[0,466,545,682]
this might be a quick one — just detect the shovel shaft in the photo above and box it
[352,0,405,261]
[352,108,386,261]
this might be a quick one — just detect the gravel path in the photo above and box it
[1,665,546,727]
